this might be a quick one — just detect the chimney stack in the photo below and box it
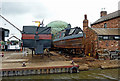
[83,14,88,32]
[100,11,107,17]
[83,14,88,27]
[85,14,87,20]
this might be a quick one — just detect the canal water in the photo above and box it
[2,69,120,80]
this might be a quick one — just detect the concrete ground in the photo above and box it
[73,57,120,69]
[1,50,119,70]
[1,51,76,69]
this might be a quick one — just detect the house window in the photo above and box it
[98,36,103,40]
[114,36,120,40]
[104,23,107,28]
[103,36,108,40]
[4,31,9,37]
[109,36,114,40]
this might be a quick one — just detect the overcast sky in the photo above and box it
[0,0,120,40]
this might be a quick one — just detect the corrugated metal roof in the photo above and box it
[91,28,120,35]
[91,10,120,25]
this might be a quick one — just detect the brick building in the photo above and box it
[91,10,120,28]
[83,10,120,57]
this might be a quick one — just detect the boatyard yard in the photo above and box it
[1,50,120,80]
[1,51,74,69]
[0,0,120,81]
[1,50,120,71]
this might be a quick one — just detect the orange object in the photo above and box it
[20,47,22,51]
[33,21,40,27]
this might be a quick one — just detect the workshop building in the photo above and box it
[83,10,120,57]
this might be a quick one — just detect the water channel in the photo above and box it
[2,68,120,81]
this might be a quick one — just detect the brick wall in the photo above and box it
[83,14,120,58]
[84,27,98,57]
[92,17,120,28]
[98,40,119,51]
[84,27,120,57]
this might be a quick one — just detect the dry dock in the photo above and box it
[1,51,79,77]
[1,61,79,77]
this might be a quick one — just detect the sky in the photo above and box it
[0,0,120,40]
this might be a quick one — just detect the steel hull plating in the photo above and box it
[22,26,52,54]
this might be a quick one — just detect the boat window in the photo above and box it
[78,31,82,34]
[69,29,75,35]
